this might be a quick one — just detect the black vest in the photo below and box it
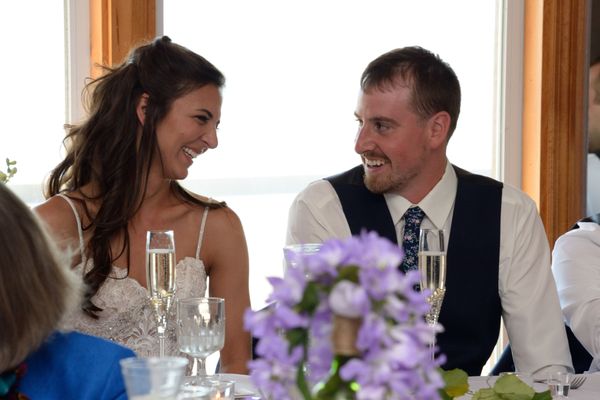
[326,165,503,375]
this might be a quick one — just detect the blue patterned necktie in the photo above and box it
[400,206,426,273]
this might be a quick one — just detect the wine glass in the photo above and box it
[177,297,226,379]
[418,228,446,360]
[146,229,177,357]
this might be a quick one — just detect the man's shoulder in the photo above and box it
[290,169,359,212]
[295,179,338,204]
[451,164,540,214]
[452,165,503,188]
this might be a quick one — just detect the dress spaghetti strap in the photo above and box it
[195,206,210,259]
[56,194,86,265]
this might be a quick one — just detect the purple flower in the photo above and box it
[267,266,307,306]
[329,280,370,318]
[245,231,445,399]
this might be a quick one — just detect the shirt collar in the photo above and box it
[384,161,457,228]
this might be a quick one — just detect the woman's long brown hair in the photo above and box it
[45,36,225,318]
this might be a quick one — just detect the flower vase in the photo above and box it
[313,315,361,400]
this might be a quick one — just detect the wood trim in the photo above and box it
[523,0,588,246]
[89,0,156,78]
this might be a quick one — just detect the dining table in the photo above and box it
[212,372,600,399]
[461,373,600,399]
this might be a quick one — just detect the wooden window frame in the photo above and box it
[523,0,589,245]
[89,0,155,78]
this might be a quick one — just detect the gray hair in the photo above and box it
[0,183,82,370]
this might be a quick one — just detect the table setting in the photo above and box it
[119,229,251,399]
[461,372,600,399]
[120,228,600,399]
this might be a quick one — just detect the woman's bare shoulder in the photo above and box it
[207,204,243,230]
[33,194,81,242]
[185,191,225,207]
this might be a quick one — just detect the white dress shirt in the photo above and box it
[286,162,572,374]
[552,221,600,371]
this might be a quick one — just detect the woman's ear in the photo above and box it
[427,111,451,149]
[136,93,150,125]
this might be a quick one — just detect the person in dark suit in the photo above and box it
[0,182,135,399]
[286,46,572,376]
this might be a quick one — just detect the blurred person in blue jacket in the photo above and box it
[0,182,135,400]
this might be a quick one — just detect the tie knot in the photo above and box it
[404,206,425,225]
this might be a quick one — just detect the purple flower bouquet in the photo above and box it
[244,231,445,400]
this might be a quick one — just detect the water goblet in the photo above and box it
[418,228,446,359]
[146,229,177,357]
[177,297,225,378]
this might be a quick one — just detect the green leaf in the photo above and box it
[336,265,360,283]
[437,389,452,400]
[531,391,552,400]
[441,369,469,398]
[494,375,535,398]
[295,360,313,400]
[297,282,320,313]
[1,158,16,183]
[471,388,498,399]
[470,374,552,400]
[286,327,308,349]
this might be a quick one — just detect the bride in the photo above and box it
[35,36,251,374]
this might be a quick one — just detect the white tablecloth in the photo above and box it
[463,374,600,399]
[222,373,600,399]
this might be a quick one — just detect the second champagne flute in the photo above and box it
[418,228,446,360]
[146,229,176,357]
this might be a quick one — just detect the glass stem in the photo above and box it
[157,319,166,357]
[194,357,207,376]
[429,327,436,361]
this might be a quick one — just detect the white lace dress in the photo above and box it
[59,194,208,357]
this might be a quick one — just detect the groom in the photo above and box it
[285,46,572,376]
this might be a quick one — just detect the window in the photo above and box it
[0,2,66,199]
[2,0,518,374]
[162,0,505,311]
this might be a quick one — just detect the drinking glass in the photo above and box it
[418,228,446,359]
[283,243,322,275]
[179,377,234,400]
[548,371,571,397]
[146,229,177,357]
[177,297,226,378]
[120,356,188,400]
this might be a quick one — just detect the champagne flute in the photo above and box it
[418,228,446,360]
[177,297,225,379]
[146,229,176,357]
